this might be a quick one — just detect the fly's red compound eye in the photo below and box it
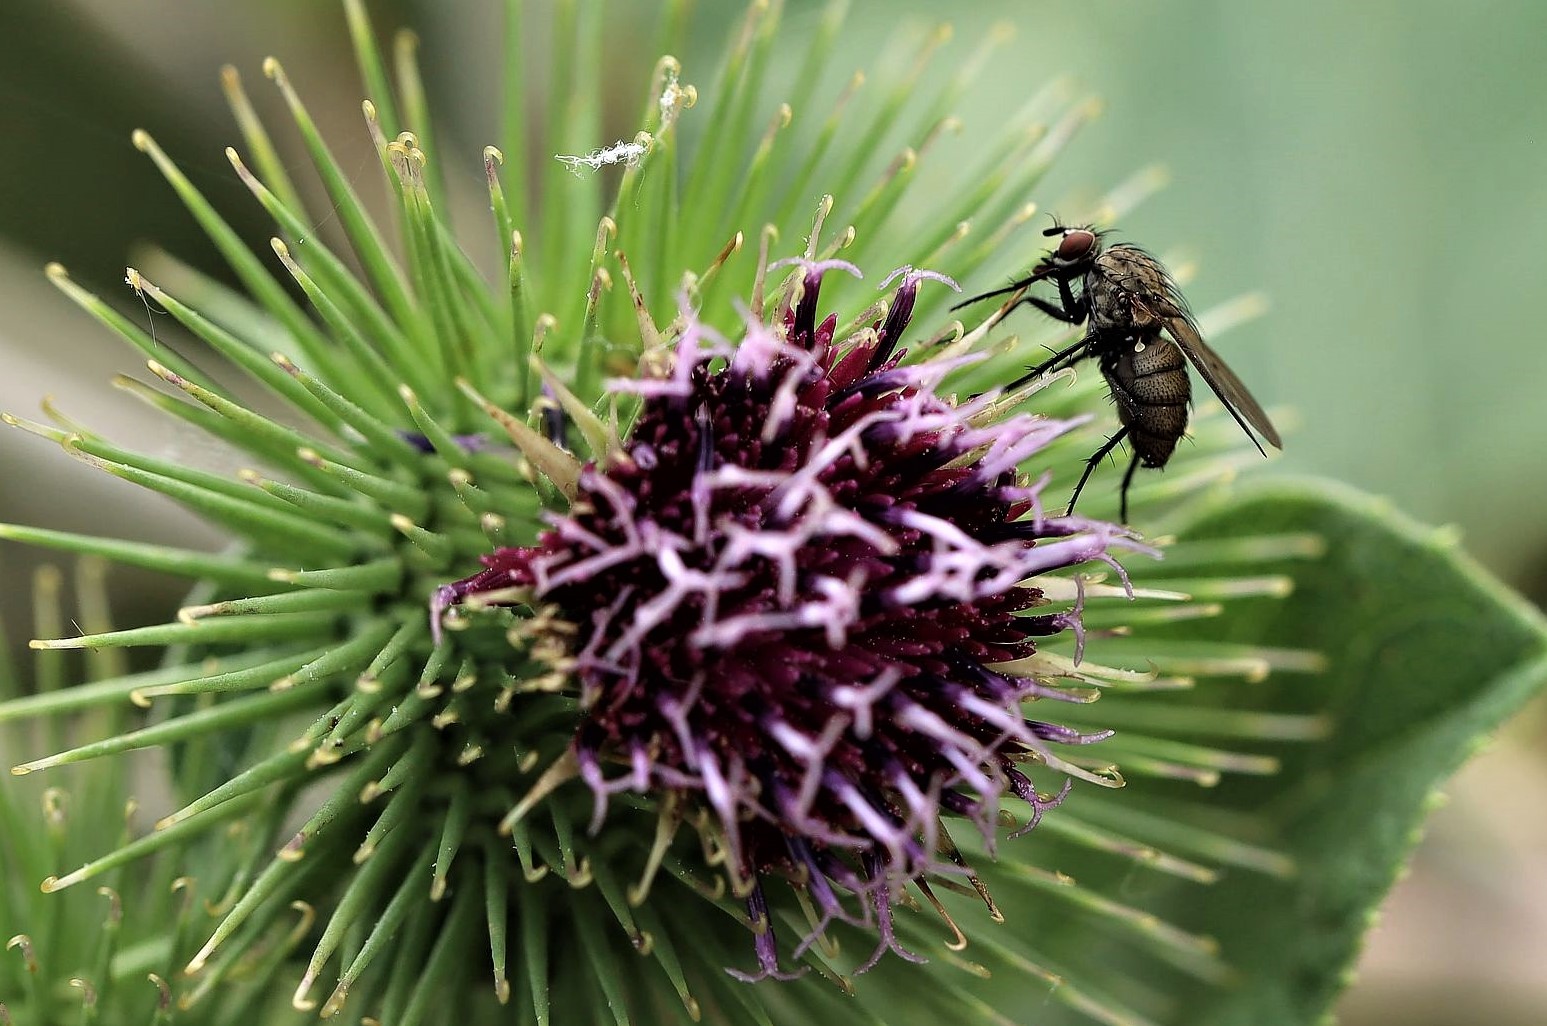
[1056,229,1096,262]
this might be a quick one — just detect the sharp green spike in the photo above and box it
[56,440,358,559]
[44,263,219,393]
[396,881,481,1026]
[14,681,324,775]
[267,558,402,593]
[240,472,393,539]
[323,844,437,1019]
[0,524,278,589]
[294,447,431,520]
[28,612,336,655]
[220,63,306,215]
[185,737,407,974]
[131,130,345,379]
[265,56,422,341]
[429,783,472,901]
[483,836,513,1005]
[292,818,417,1013]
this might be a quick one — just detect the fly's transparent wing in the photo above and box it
[1165,314,1283,453]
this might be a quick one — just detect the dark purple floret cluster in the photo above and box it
[439,261,1132,976]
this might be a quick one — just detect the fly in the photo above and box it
[954,224,1281,521]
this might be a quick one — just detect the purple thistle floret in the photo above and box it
[439,262,1132,977]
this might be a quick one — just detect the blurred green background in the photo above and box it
[0,2,1542,1023]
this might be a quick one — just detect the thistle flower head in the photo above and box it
[437,259,1139,975]
[0,2,1334,1024]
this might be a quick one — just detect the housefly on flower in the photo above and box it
[955,224,1281,521]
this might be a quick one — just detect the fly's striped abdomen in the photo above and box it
[1106,336,1188,467]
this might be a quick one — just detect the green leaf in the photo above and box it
[1151,478,1547,1026]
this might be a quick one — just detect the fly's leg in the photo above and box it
[952,268,1090,315]
[1005,335,1093,391]
[1041,276,1087,320]
[1118,449,1143,524]
[950,275,1042,311]
[1004,280,1100,390]
[1018,274,1087,323]
[1066,425,1132,518]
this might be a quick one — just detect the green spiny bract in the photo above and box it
[0,2,1321,1024]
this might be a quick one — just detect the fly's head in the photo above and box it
[1033,223,1102,280]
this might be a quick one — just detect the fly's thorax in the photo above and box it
[1082,273,1135,334]
[1099,245,1172,287]
[1086,247,1178,335]
[1085,276,1152,337]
